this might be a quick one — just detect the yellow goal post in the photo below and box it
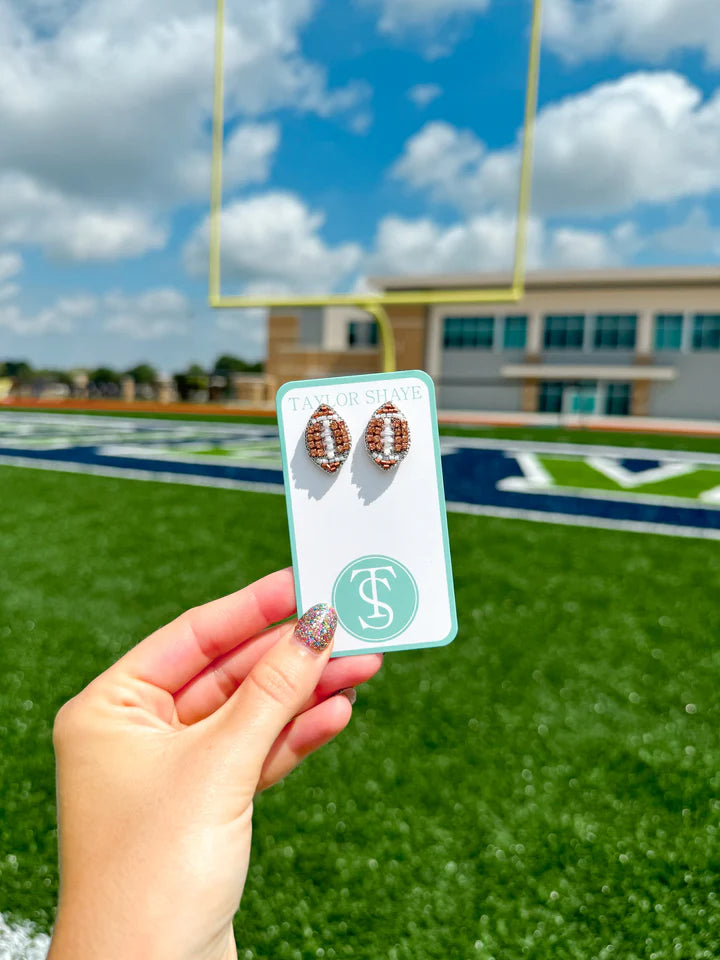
[209,0,544,373]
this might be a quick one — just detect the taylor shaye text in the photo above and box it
[285,385,425,412]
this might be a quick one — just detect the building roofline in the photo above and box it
[368,265,720,292]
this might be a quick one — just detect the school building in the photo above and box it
[266,267,720,419]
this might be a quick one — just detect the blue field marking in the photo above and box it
[1,412,719,539]
[442,447,720,532]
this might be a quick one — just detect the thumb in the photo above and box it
[214,603,338,777]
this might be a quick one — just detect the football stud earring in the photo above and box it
[305,404,351,473]
[364,402,410,471]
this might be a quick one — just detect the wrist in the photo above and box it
[49,904,238,960]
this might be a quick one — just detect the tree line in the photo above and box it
[0,355,264,389]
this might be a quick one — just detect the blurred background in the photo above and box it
[2,1,720,957]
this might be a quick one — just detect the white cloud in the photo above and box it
[392,73,720,218]
[362,0,490,34]
[54,294,97,319]
[392,120,485,194]
[368,211,531,274]
[178,123,280,199]
[546,222,639,269]
[366,212,638,276]
[407,83,443,108]
[0,173,166,261]
[0,284,20,303]
[649,206,720,257]
[349,111,374,135]
[185,192,363,294]
[0,0,361,201]
[0,252,24,303]
[366,204,720,278]
[0,0,368,261]
[545,0,720,67]
[213,308,267,352]
[103,289,192,340]
[0,251,22,283]
[0,300,81,336]
[0,286,192,339]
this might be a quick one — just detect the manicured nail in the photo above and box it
[338,687,357,705]
[294,603,338,653]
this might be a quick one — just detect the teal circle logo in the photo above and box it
[332,555,418,643]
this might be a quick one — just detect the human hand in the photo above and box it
[48,568,382,960]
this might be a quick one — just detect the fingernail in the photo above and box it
[294,603,338,653]
[338,687,357,705]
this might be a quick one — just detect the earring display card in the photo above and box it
[276,370,457,657]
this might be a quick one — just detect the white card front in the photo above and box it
[276,371,457,657]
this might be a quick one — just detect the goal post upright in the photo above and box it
[208,0,544,373]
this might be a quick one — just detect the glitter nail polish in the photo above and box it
[294,603,338,653]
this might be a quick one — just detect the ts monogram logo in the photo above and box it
[351,565,396,631]
[332,555,418,643]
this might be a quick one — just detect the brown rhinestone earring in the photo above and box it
[364,402,410,471]
[305,404,351,473]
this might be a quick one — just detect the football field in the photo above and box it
[1,412,720,959]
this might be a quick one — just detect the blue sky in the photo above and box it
[1,0,719,372]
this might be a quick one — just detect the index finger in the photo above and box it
[114,567,296,693]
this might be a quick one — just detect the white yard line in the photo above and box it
[446,502,720,541]
[496,449,720,510]
[0,455,285,494]
[97,444,281,468]
[496,478,720,511]
[0,915,49,960]
[0,411,274,436]
[584,456,697,488]
[498,452,554,490]
[439,436,720,466]
[701,484,720,503]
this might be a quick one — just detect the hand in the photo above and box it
[48,568,382,960]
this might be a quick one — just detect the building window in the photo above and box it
[544,315,585,349]
[348,321,378,348]
[568,382,600,414]
[594,314,637,349]
[503,315,527,350]
[655,314,683,351]
[692,314,720,350]
[538,381,565,413]
[605,382,632,416]
[537,380,632,415]
[443,316,494,349]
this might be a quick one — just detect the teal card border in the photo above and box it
[276,370,458,657]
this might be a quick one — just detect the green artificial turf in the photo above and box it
[540,458,622,492]
[1,466,720,959]
[540,457,720,500]
[194,447,246,456]
[192,443,281,465]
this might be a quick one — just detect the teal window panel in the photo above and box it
[692,314,720,350]
[594,314,637,349]
[538,380,564,413]
[443,316,495,349]
[503,315,527,350]
[544,315,585,349]
[348,321,379,348]
[655,314,683,351]
[605,382,632,416]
